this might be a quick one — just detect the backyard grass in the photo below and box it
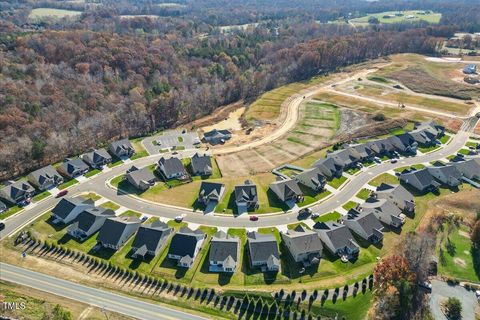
[32,191,51,202]
[355,189,372,200]
[327,176,348,189]
[368,173,398,187]
[57,179,78,190]
[84,169,101,178]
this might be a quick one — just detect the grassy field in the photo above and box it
[29,8,82,20]
[349,10,441,25]
[312,291,373,320]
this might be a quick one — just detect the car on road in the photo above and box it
[249,215,258,221]
[390,159,398,164]
[174,216,183,222]
[373,157,381,163]
[311,212,320,219]
[0,220,5,231]
[418,281,432,292]
[56,190,68,198]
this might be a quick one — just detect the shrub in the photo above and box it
[443,297,462,320]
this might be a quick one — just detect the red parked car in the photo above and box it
[249,215,258,221]
[56,190,68,198]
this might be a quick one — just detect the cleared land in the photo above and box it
[29,8,82,20]
[349,10,441,26]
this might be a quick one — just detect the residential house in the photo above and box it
[202,129,232,145]
[427,164,463,187]
[67,207,116,240]
[326,148,361,169]
[0,181,35,205]
[108,139,135,158]
[190,153,212,176]
[360,198,405,228]
[28,165,64,191]
[157,157,189,180]
[246,231,280,272]
[454,158,480,180]
[125,166,157,191]
[234,180,259,210]
[97,216,142,250]
[387,134,417,154]
[399,168,440,193]
[51,196,95,224]
[131,221,172,259]
[314,222,359,259]
[407,129,437,147]
[463,64,477,75]
[294,167,326,193]
[168,227,206,268]
[375,183,415,213]
[209,231,240,273]
[269,179,303,204]
[366,139,396,157]
[311,157,343,179]
[198,182,225,206]
[349,144,375,161]
[343,209,384,243]
[0,200,6,214]
[57,158,89,179]
[281,225,322,266]
[82,149,112,169]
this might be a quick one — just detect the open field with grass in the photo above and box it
[368,173,398,187]
[130,137,149,159]
[29,8,82,20]
[349,10,441,26]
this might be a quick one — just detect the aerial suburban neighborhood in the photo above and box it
[1,1,480,320]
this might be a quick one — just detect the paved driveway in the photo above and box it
[143,130,200,154]
[429,280,478,320]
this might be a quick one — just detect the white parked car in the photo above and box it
[174,216,183,222]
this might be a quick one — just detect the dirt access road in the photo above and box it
[211,68,379,155]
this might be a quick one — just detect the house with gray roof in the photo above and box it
[198,182,225,206]
[375,183,415,213]
[67,207,115,241]
[125,166,157,191]
[349,144,374,161]
[427,164,463,187]
[157,157,189,180]
[0,181,35,205]
[51,196,95,224]
[314,222,359,259]
[366,139,396,156]
[82,149,112,169]
[190,153,212,176]
[360,198,405,228]
[247,232,280,272]
[269,179,303,204]
[209,231,240,273]
[343,209,384,244]
[454,158,480,180]
[202,129,232,145]
[108,139,135,158]
[414,121,445,137]
[326,148,361,169]
[28,165,64,191]
[408,129,437,147]
[311,157,343,179]
[168,227,206,268]
[294,167,326,193]
[235,180,259,210]
[57,158,90,179]
[281,225,322,266]
[97,216,142,250]
[387,134,417,154]
[399,168,440,193]
[131,221,172,259]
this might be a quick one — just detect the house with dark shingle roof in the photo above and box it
[247,231,280,272]
[408,129,437,147]
[97,216,142,250]
[326,148,361,169]
[82,149,112,169]
[108,139,135,158]
[269,179,303,203]
[28,165,64,191]
[314,221,359,259]
[198,182,225,206]
[387,134,417,154]
[57,158,90,179]
[168,227,206,268]
[294,167,326,193]
[157,157,189,180]
[366,139,396,157]
[51,196,95,224]
[0,181,35,205]
[202,129,232,145]
[67,207,116,240]
[375,183,415,213]
[427,164,463,187]
[281,225,322,266]
[209,231,240,273]
[343,209,384,243]
[190,153,212,176]
[234,180,259,210]
[399,168,440,193]
[312,157,343,179]
[414,120,444,137]
[349,144,374,161]
[360,198,405,228]
[131,221,172,259]
[125,166,157,191]
[454,158,480,180]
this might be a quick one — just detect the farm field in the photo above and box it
[28,8,82,20]
[349,10,441,26]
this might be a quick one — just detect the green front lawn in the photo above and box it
[328,176,348,189]
[298,189,331,207]
[368,173,398,187]
[81,192,101,202]
[355,189,372,200]
[0,204,23,220]
[394,164,425,173]
[32,191,51,202]
[439,134,451,144]
[418,145,440,153]
[84,169,101,178]
[100,201,120,211]
[458,148,472,155]
[57,179,78,190]
[314,211,342,223]
[342,201,359,211]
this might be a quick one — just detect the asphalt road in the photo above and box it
[429,279,478,320]
[0,262,206,320]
